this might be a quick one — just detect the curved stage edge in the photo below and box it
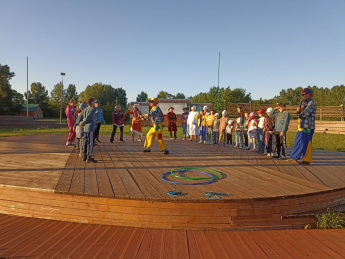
[0,186,344,231]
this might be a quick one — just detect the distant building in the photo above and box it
[20,104,43,119]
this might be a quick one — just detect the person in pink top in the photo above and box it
[65,99,76,145]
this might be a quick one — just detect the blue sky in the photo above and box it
[1,0,344,102]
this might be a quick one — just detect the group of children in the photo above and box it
[68,97,290,161]
[169,103,290,159]
[72,98,105,163]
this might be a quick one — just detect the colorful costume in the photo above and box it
[167,111,177,139]
[144,104,168,152]
[65,104,76,144]
[128,109,143,136]
[196,113,207,142]
[290,90,317,163]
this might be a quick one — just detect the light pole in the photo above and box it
[59,72,65,124]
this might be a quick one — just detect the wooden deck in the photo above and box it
[0,134,344,230]
[0,213,344,258]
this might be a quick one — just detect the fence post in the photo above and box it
[320,108,322,121]
[249,101,252,112]
[341,104,344,121]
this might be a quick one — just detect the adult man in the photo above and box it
[288,88,317,165]
[142,98,169,155]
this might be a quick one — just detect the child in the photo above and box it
[242,112,249,149]
[264,108,276,157]
[65,99,76,146]
[212,113,220,145]
[187,106,199,141]
[79,98,97,163]
[235,117,244,148]
[226,120,234,146]
[142,98,169,155]
[181,107,189,140]
[196,110,207,143]
[110,105,125,143]
[167,107,177,139]
[248,120,258,151]
[206,110,215,144]
[127,103,143,142]
[218,110,229,146]
[74,102,88,156]
[257,109,265,153]
[270,103,290,159]
[94,100,105,143]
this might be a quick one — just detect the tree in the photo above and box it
[136,91,148,102]
[174,92,186,99]
[0,64,20,115]
[229,88,251,103]
[157,91,174,99]
[26,82,50,113]
[48,82,66,117]
[65,84,78,103]
[81,83,115,104]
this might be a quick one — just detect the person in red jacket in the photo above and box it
[110,104,125,143]
[65,99,76,146]
[167,107,177,139]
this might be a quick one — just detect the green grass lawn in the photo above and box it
[0,125,344,152]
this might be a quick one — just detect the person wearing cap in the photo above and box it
[196,110,207,143]
[212,113,220,145]
[218,110,229,146]
[256,109,265,153]
[203,105,210,116]
[127,103,143,142]
[269,103,290,159]
[110,104,125,143]
[167,107,177,140]
[264,108,276,157]
[187,106,199,141]
[142,98,169,154]
[181,107,189,140]
[94,100,105,143]
[288,88,317,164]
[206,110,215,144]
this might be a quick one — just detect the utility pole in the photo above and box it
[26,56,29,116]
[217,52,220,113]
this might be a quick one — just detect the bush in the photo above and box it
[315,209,345,229]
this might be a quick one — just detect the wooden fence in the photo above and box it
[226,103,345,121]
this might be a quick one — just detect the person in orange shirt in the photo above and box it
[127,104,143,142]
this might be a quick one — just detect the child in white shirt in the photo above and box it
[248,120,258,151]
[225,120,234,146]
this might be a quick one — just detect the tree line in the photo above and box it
[2,63,344,119]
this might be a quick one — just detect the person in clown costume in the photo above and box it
[288,88,317,165]
[142,98,169,155]
[127,103,143,142]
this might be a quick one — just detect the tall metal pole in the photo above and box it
[26,56,29,117]
[59,73,65,124]
[217,52,220,113]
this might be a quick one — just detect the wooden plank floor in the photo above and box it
[52,134,345,202]
[0,213,344,258]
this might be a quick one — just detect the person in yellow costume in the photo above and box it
[142,98,169,155]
